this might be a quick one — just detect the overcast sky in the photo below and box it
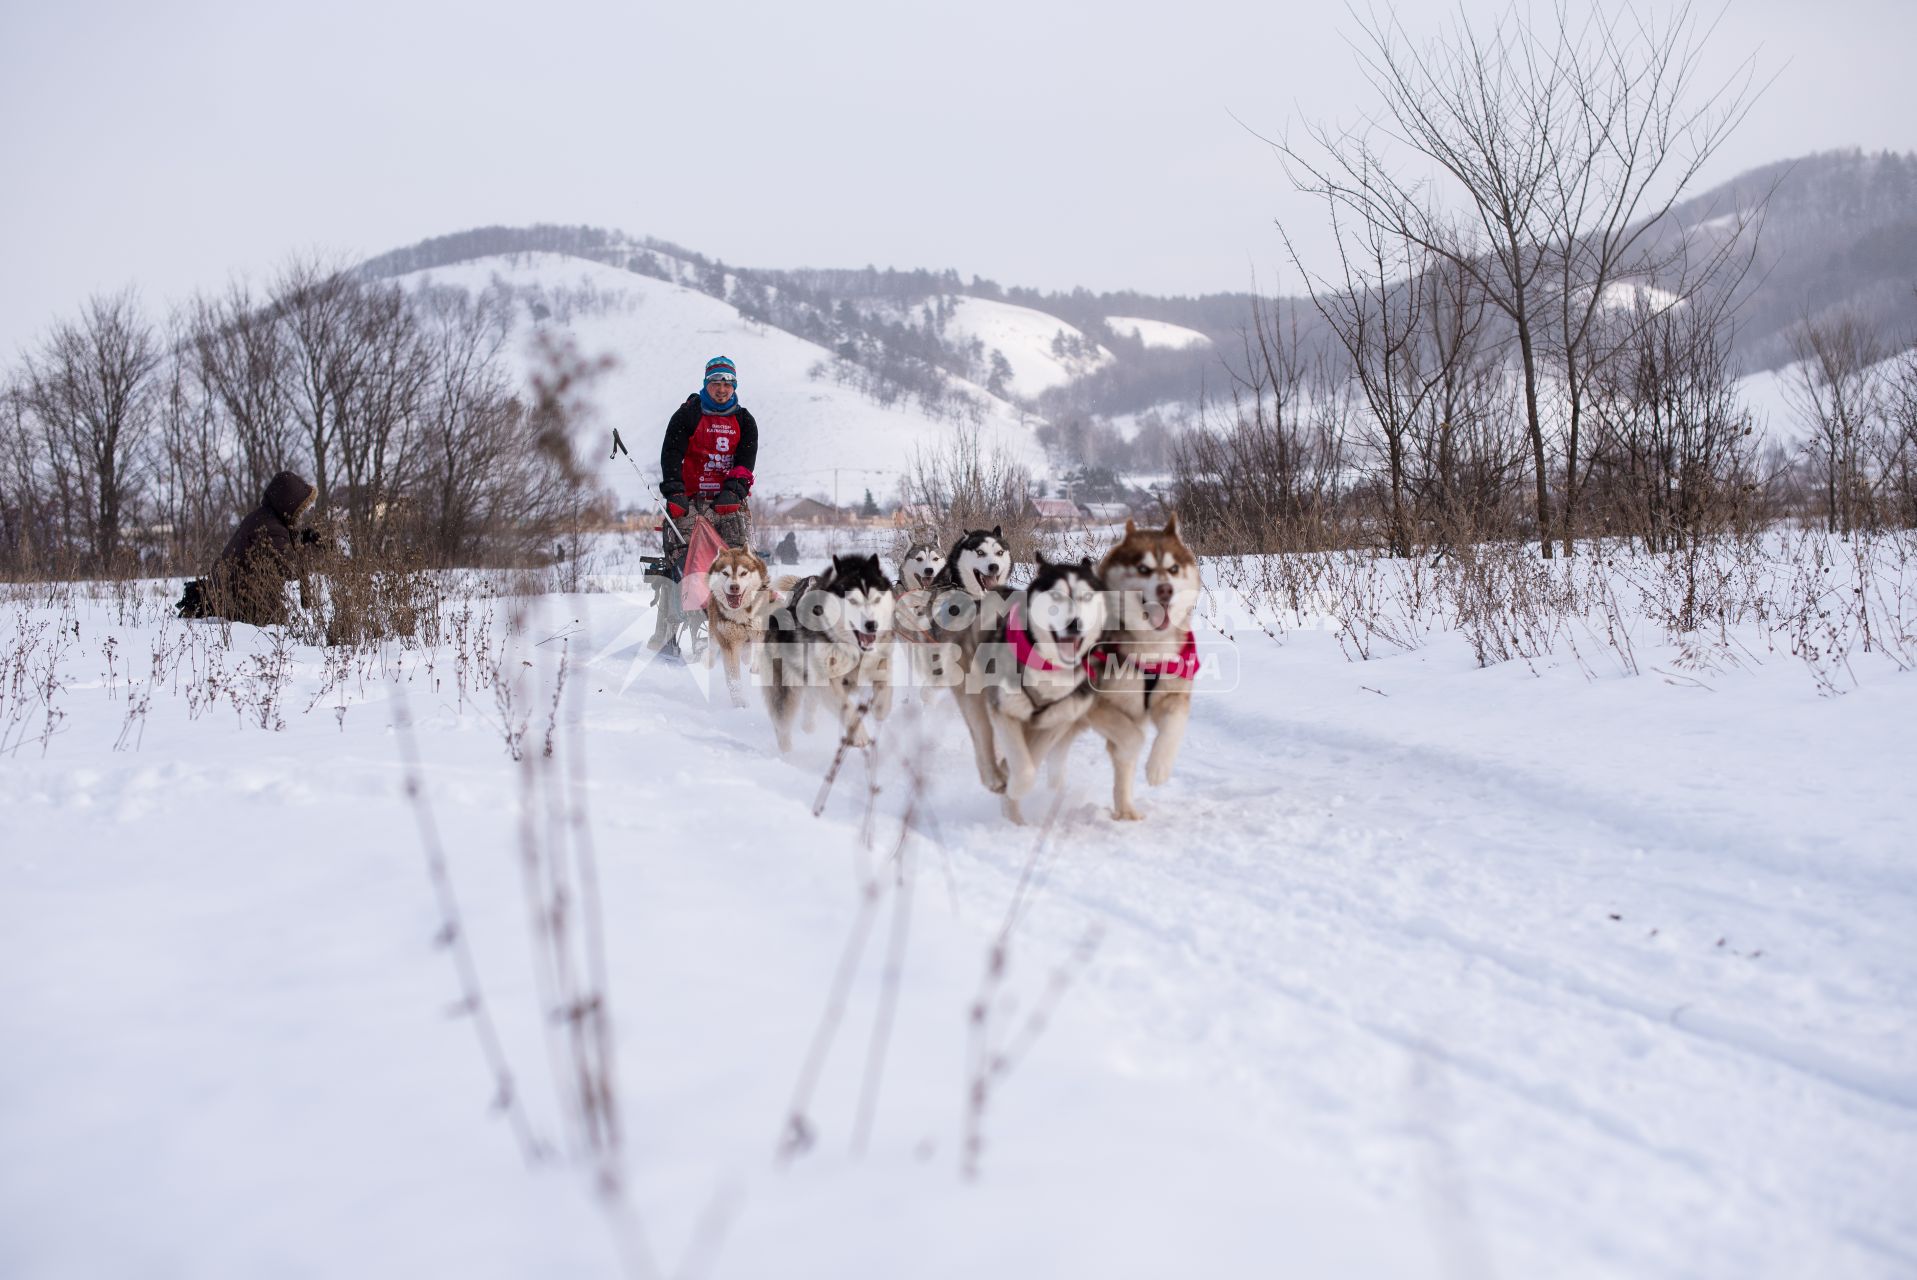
[3,0,1913,358]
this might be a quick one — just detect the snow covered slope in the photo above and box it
[1595,281,1685,311]
[940,296,1113,399]
[1104,314,1212,350]
[1734,351,1912,451]
[398,254,1044,507]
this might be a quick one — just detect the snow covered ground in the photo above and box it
[2,533,1914,1279]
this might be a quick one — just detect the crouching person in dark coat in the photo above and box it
[194,471,323,626]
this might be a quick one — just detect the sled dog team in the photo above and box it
[691,516,1201,822]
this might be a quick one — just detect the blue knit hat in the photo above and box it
[704,355,737,385]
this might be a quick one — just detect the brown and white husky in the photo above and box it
[1077,515,1202,820]
[703,546,775,707]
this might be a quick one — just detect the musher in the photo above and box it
[646,355,760,651]
[660,354,758,549]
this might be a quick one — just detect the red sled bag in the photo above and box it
[677,516,727,611]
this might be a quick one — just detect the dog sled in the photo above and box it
[613,425,727,664]
[644,508,726,663]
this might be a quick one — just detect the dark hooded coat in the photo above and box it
[207,471,317,626]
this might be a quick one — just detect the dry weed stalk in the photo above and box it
[779,697,913,1163]
[395,596,656,1279]
[113,679,152,752]
[0,603,76,756]
[1211,524,1916,694]
[394,688,552,1165]
[963,850,1102,1178]
[959,784,1102,1183]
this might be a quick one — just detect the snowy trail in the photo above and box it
[718,624,1917,1278]
[1014,709,1917,1278]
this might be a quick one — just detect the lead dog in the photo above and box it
[981,555,1108,823]
[762,554,897,752]
[1076,515,1201,820]
[703,546,775,707]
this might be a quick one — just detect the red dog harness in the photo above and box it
[1101,629,1198,710]
[1007,605,1095,676]
[1091,629,1199,713]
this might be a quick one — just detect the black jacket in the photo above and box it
[659,396,759,503]
[209,471,316,626]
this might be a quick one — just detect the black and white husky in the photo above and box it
[894,542,946,593]
[762,554,897,752]
[926,526,1016,790]
[929,526,1010,597]
[981,556,1109,822]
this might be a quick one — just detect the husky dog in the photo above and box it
[982,556,1108,822]
[926,526,1016,789]
[1078,515,1202,820]
[762,554,897,753]
[895,541,946,592]
[702,546,775,707]
[893,541,949,703]
[931,526,1011,597]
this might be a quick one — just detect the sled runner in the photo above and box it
[644,509,714,664]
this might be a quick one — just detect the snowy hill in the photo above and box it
[1104,314,1212,350]
[1654,149,1917,371]
[394,253,1044,509]
[1732,350,1912,450]
[352,158,1917,439]
[934,297,1114,399]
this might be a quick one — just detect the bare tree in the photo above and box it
[333,281,430,552]
[18,289,163,569]
[1542,4,1762,555]
[0,380,40,574]
[1172,296,1346,553]
[410,284,524,564]
[1883,340,1917,529]
[1277,0,1759,557]
[152,319,230,570]
[1586,288,1757,550]
[1786,313,1885,535]
[899,424,1039,559]
[275,256,374,518]
[1289,202,1447,556]
[183,281,296,514]
[1412,256,1528,544]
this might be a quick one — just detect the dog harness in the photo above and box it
[893,587,937,644]
[1002,604,1105,717]
[1088,630,1201,706]
[1007,605,1096,678]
